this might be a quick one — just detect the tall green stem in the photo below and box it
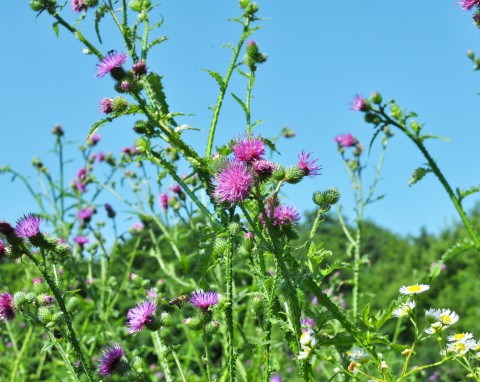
[206,18,252,157]
[225,225,235,382]
[152,331,173,382]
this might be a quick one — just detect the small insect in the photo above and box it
[168,293,191,309]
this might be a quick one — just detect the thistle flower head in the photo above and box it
[252,160,276,179]
[270,375,283,382]
[460,0,480,11]
[0,293,15,321]
[73,236,90,247]
[232,135,265,162]
[71,0,87,12]
[273,204,301,226]
[0,240,6,260]
[335,133,357,148]
[96,51,127,78]
[297,150,321,177]
[15,214,42,238]
[189,291,218,311]
[213,160,253,204]
[100,98,113,114]
[77,207,95,223]
[158,193,170,211]
[126,300,157,333]
[350,94,367,111]
[98,343,126,377]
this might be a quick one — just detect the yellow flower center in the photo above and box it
[408,285,421,293]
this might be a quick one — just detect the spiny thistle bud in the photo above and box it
[204,320,220,336]
[13,291,30,310]
[239,0,249,8]
[158,327,171,341]
[37,306,53,324]
[323,187,341,206]
[51,311,64,324]
[284,165,304,184]
[135,137,150,153]
[36,294,54,306]
[213,237,228,256]
[245,2,259,15]
[66,296,79,314]
[184,316,203,331]
[132,60,148,76]
[250,295,263,319]
[370,91,382,105]
[84,0,98,7]
[30,0,44,11]
[133,120,153,135]
[228,222,241,235]
[364,113,376,124]
[131,356,145,374]
[52,124,64,136]
[160,311,172,327]
[112,97,129,113]
[467,49,475,59]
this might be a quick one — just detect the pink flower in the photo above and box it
[71,0,87,12]
[170,184,182,194]
[214,160,254,204]
[73,236,90,247]
[252,160,276,179]
[159,193,170,211]
[334,133,357,148]
[77,207,95,223]
[232,135,266,162]
[350,94,366,111]
[297,151,321,177]
[98,343,126,377]
[100,98,113,114]
[15,214,42,238]
[460,0,480,10]
[190,291,218,311]
[96,51,127,78]
[126,300,157,333]
[0,293,15,321]
[0,240,6,260]
[273,205,301,226]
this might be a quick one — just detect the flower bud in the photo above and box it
[135,137,150,153]
[160,311,172,327]
[66,296,79,314]
[30,0,44,11]
[370,91,382,105]
[112,97,129,113]
[131,356,145,374]
[284,165,304,184]
[13,291,30,310]
[213,238,228,256]
[467,49,475,59]
[37,306,53,324]
[228,222,241,235]
[185,316,203,331]
[205,320,220,336]
[85,0,98,7]
[250,295,263,319]
[272,164,286,181]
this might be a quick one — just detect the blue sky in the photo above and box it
[1,1,480,236]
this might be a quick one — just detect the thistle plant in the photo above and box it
[1,1,480,381]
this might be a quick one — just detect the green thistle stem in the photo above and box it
[206,17,252,157]
[152,331,173,382]
[23,249,94,382]
[8,326,32,382]
[225,223,236,382]
[46,331,82,382]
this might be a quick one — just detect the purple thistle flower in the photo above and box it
[105,203,116,218]
[159,193,170,212]
[460,0,480,10]
[273,205,301,226]
[89,133,101,145]
[120,81,130,91]
[270,374,283,382]
[44,295,54,305]
[130,222,143,232]
[132,60,147,76]
[252,160,276,179]
[126,300,157,333]
[0,293,15,321]
[170,184,182,194]
[71,0,87,12]
[74,181,87,193]
[297,151,321,177]
[146,289,158,300]
[189,291,218,311]
[77,207,95,223]
[98,343,126,377]
[0,240,6,260]
[214,160,253,204]
[96,51,127,78]
[334,133,357,148]
[350,94,366,111]
[232,135,266,162]
[73,236,90,247]
[33,277,43,284]
[312,296,318,305]
[15,214,42,238]
[100,98,113,114]
[301,317,315,329]
[77,167,87,180]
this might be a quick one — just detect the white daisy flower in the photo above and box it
[439,309,459,326]
[447,339,475,356]
[300,330,316,348]
[298,348,312,360]
[392,300,416,318]
[425,322,444,335]
[399,284,430,295]
[425,308,441,323]
[447,333,473,342]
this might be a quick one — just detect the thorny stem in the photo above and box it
[23,249,94,382]
[152,331,173,382]
[246,71,255,135]
[225,212,236,382]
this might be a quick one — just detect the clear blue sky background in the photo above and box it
[1,1,479,237]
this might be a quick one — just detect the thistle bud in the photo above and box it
[66,296,79,314]
[13,291,30,310]
[37,306,53,324]
[250,295,263,319]
[205,320,220,336]
[284,165,304,184]
[184,316,203,331]
[135,137,150,153]
[370,91,382,104]
[228,222,241,235]
[112,97,129,113]
[131,356,145,374]
[272,164,286,181]
[160,311,172,327]
[213,238,228,256]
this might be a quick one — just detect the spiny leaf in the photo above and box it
[419,134,450,142]
[143,73,171,117]
[146,36,168,53]
[174,124,202,134]
[203,69,225,91]
[457,184,480,201]
[428,239,475,282]
[408,166,432,186]
[52,22,59,37]
[231,92,248,115]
